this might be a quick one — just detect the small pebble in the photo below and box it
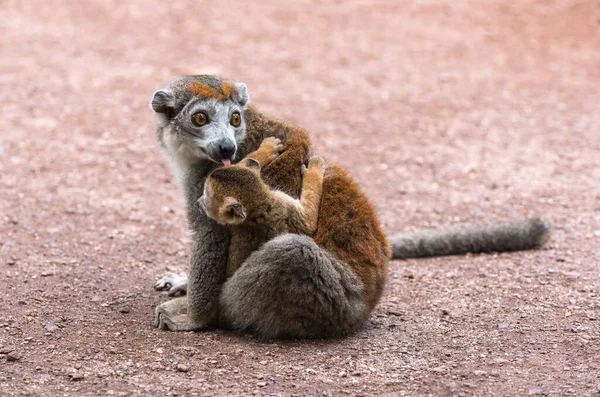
[490,369,500,377]
[257,381,267,387]
[70,373,84,381]
[529,388,543,395]
[44,322,60,332]
[119,307,130,314]
[498,322,510,329]
[6,352,20,362]
[338,371,347,378]
[387,309,402,316]
[473,370,487,376]
[156,348,164,354]
[176,364,189,373]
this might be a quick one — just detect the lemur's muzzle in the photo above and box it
[215,139,236,167]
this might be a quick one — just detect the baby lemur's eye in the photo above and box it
[230,112,241,127]
[191,112,209,127]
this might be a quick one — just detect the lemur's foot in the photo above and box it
[154,271,188,296]
[154,297,206,332]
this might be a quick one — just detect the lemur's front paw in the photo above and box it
[308,155,327,174]
[154,272,188,296]
[260,137,284,160]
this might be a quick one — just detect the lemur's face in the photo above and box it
[151,76,249,166]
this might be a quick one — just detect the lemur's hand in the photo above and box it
[249,137,284,167]
[307,155,327,175]
[260,137,284,159]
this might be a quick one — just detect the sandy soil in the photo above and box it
[1,0,599,396]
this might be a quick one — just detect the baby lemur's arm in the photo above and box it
[268,155,326,235]
[296,156,326,234]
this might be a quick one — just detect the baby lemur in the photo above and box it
[199,137,327,278]
[151,75,550,339]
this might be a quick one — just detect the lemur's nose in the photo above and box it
[218,141,236,159]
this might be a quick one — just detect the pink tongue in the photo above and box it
[221,159,231,167]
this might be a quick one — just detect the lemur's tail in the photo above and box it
[390,218,551,259]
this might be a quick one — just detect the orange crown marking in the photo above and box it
[187,81,235,101]
[220,81,235,97]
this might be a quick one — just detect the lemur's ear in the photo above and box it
[241,158,261,171]
[226,201,246,220]
[232,82,250,107]
[151,89,175,115]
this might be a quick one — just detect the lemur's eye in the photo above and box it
[230,112,241,127]
[191,112,209,127]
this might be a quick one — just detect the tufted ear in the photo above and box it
[241,158,261,171]
[232,82,250,108]
[151,89,175,116]
[226,201,246,220]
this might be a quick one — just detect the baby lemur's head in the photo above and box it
[150,75,249,166]
[199,159,268,226]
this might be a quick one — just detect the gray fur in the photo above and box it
[220,234,366,339]
[390,218,551,259]
[182,161,230,326]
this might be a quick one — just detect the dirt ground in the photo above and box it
[1,0,599,396]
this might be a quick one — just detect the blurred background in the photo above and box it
[1,1,599,396]
[2,1,599,233]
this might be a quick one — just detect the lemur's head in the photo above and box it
[198,158,267,225]
[151,75,249,165]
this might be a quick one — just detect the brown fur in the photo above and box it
[234,108,391,316]
[202,138,326,278]
[238,107,311,198]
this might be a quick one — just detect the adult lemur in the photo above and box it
[151,75,550,338]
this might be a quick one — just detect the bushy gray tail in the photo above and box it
[390,218,551,259]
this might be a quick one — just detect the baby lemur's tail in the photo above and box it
[390,218,551,259]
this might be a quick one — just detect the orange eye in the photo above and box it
[230,112,241,127]
[192,112,208,126]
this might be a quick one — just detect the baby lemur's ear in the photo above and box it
[241,158,261,171]
[226,201,246,220]
[232,82,250,108]
[151,89,175,116]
